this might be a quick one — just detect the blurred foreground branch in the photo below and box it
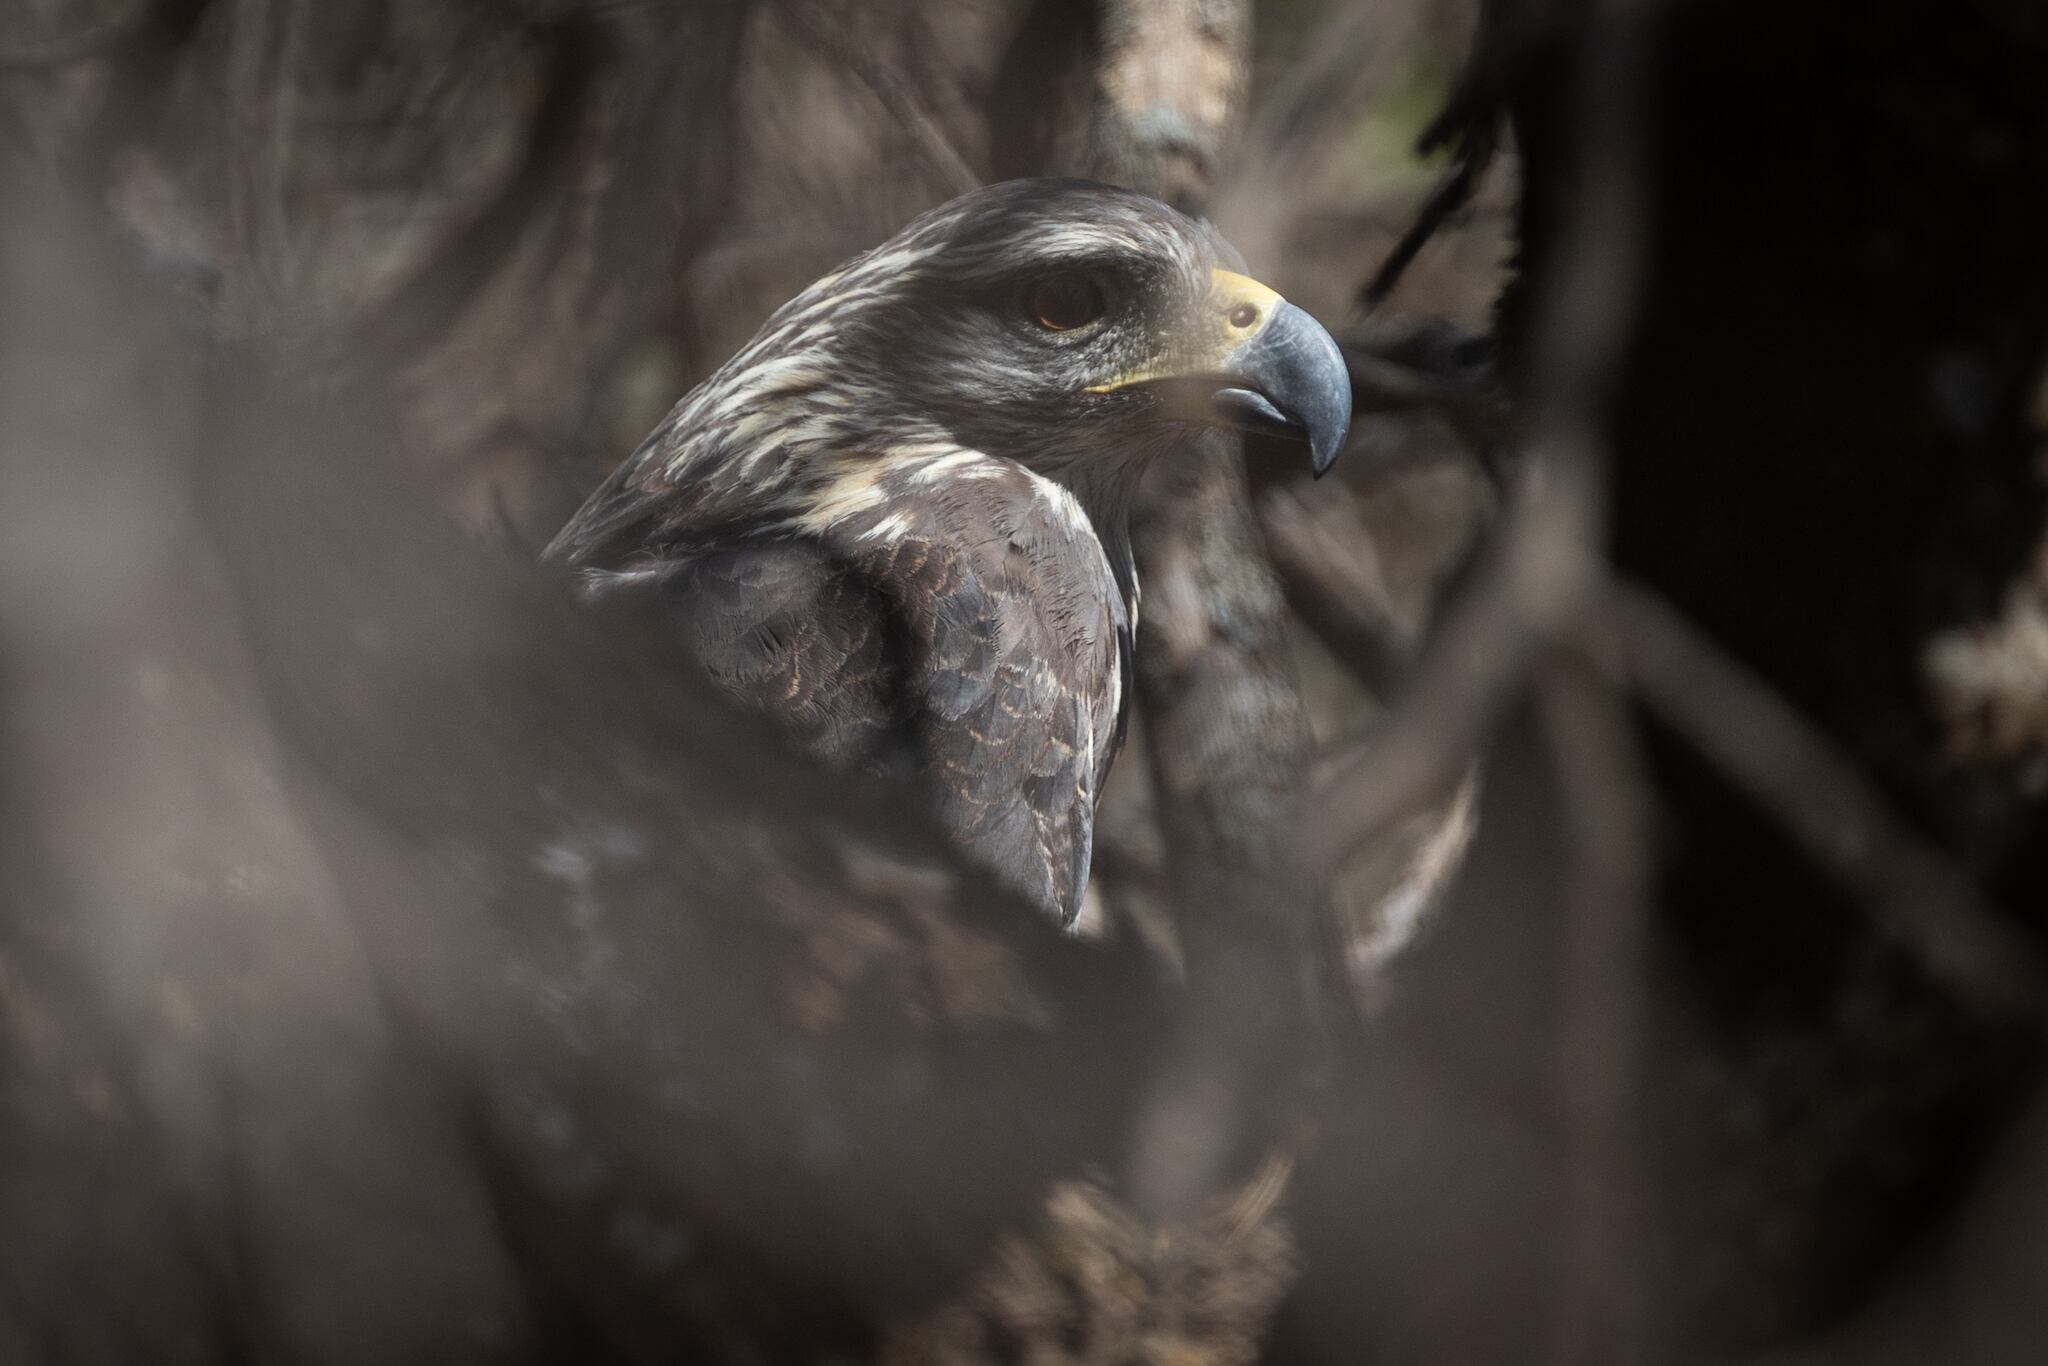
[1595,579,2048,1023]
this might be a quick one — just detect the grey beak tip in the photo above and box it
[1167,298,1354,474]
[1259,300,1350,479]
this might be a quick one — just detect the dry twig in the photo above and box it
[0,7,156,73]
[1296,443,1601,880]
[1258,480,1413,699]
[1592,578,2048,1024]
[1537,649,1662,1364]
[777,0,981,199]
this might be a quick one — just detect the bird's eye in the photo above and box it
[1029,273,1108,332]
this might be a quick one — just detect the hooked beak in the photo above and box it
[1093,269,1352,477]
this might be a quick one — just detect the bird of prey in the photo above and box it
[546,179,1349,925]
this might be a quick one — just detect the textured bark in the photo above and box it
[1087,0,1248,213]
[1129,437,1317,908]
[1068,0,1333,1262]
[1083,2,1312,911]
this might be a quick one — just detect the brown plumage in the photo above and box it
[547,179,1349,923]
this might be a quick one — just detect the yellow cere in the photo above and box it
[1085,267,1287,393]
[1210,269,1282,340]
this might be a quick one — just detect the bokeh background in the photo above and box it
[5,1,2048,1362]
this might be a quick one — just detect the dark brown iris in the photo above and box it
[1030,273,1108,332]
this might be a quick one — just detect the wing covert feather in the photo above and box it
[565,461,1127,924]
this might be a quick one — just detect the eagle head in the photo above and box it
[829,178,1353,499]
[550,179,1350,567]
